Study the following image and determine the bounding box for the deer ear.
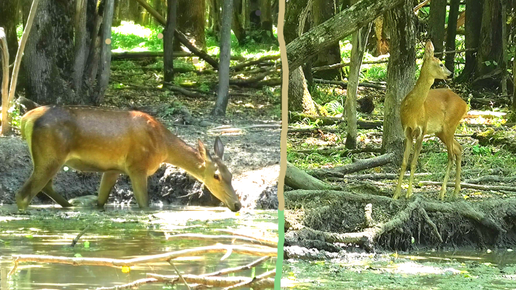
[198,139,211,161]
[425,40,434,58]
[214,136,224,159]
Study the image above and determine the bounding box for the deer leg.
[394,133,413,199]
[407,133,424,199]
[97,171,120,208]
[128,172,149,209]
[452,139,463,199]
[42,180,72,208]
[439,140,456,201]
[15,158,63,210]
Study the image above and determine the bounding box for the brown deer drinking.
[393,40,467,201]
[15,106,242,212]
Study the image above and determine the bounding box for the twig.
[224,269,276,290]
[168,260,191,290]
[70,225,90,247]
[465,175,516,184]
[167,234,277,247]
[202,256,271,277]
[96,278,159,290]
[214,230,277,245]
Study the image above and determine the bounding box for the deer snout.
[230,200,242,212]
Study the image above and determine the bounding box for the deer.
[393,40,468,201]
[15,106,242,212]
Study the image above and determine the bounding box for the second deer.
[393,40,467,201]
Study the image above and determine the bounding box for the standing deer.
[393,40,467,200]
[15,106,242,212]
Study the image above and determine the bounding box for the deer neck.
[165,134,205,182]
[405,64,435,108]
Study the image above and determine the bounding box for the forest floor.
[285,83,516,252]
[0,57,281,211]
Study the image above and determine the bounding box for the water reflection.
[0,205,278,289]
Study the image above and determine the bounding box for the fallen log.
[307,153,394,178]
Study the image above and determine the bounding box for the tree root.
[285,190,515,252]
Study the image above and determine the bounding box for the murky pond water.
[0,205,277,289]
[283,249,516,289]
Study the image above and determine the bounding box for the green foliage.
[111,21,163,51]
[472,145,491,156]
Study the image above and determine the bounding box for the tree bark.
[345,19,371,149]
[0,0,18,65]
[444,0,460,76]
[212,0,233,116]
[456,0,483,82]
[176,0,205,50]
[164,0,177,83]
[428,0,446,55]
[232,0,246,45]
[259,0,273,38]
[72,0,88,95]
[286,0,405,72]
[288,67,317,115]
[285,162,335,190]
[283,0,308,45]
[95,0,115,104]
[312,0,341,79]
[476,0,502,78]
[381,0,416,159]
[21,0,76,105]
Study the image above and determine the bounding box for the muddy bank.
[283,189,516,258]
[0,116,280,210]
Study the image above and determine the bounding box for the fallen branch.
[166,234,277,247]
[288,113,383,128]
[307,153,394,178]
[214,230,277,245]
[293,146,383,155]
[224,269,276,290]
[338,172,431,180]
[147,273,274,289]
[202,256,271,277]
[420,181,516,192]
[313,78,386,90]
[96,278,159,290]
[285,162,339,190]
[232,55,280,71]
[163,82,213,98]
[10,245,276,275]
[465,175,516,184]
[311,59,389,72]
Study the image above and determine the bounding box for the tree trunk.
[428,0,446,55]
[287,0,405,72]
[259,0,273,38]
[500,0,508,96]
[0,0,18,66]
[345,22,371,149]
[21,0,76,105]
[209,0,221,37]
[212,0,232,116]
[164,0,177,83]
[175,0,206,51]
[312,0,341,79]
[128,0,142,24]
[456,0,482,82]
[476,0,502,79]
[95,0,115,105]
[73,0,88,95]
[382,0,416,159]
[288,67,317,115]
[232,0,246,45]
[444,0,460,76]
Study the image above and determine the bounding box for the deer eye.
[214,173,220,180]
[439,63,444,67]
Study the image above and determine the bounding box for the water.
[0,205,278,290]
[283,249,516,289]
